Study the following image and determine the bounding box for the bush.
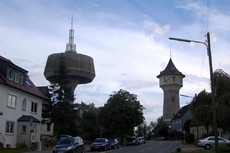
[219,144,230,152]
[16,142,28,149]
[169,129,181,139]
[185,133,195,144]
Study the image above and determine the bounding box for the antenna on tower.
[65,15,76,53]
[71,15,73,29]
[170,44,172,59]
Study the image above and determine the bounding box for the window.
[15,73,19,83]
[31,102,37,113]
[22,125,26,133]
[22,98,27,111]
[7,68,24,85]
[8,70,14,80]
[5,121,14,134]
[47,123,51,131]
[8,94,17,108]
[15,72,24,85]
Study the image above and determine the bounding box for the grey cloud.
[120,79,158,90]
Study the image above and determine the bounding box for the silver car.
[197,136,230,149]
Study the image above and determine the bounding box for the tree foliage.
[153,117,169,138]
[51,55,74,103]
[43,55,77,138]
[136,122,147,136]
[190,69,230,132]
[99,89,145,139]
[190,90,212,128]
[79,106,100,140]
[213,69,230,131]
[52,102,77,137]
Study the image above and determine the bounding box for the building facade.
[171,104,192,132]
[0,55,53,149]
[157,58,185,122]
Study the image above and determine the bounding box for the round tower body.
[44,19,95,103]
[44,52,95,94]
[157,58,185,122]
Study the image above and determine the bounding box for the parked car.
[125,136,138,145]
[109,138,120,149]
[137,136,145,144]
[197,136,230,149]
[53,136,85,153]
[90,138,111,151]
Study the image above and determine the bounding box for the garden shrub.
[16,142,28,149]
[185,133,195,144]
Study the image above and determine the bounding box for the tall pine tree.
[47,54,77,138]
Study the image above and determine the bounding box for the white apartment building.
[0,55,53,149]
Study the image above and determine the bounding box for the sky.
[0,0,230,124]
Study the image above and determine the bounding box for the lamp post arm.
[169,37,208,49]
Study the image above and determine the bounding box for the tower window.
[172,97,175,101]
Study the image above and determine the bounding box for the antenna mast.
[66,16,76,52]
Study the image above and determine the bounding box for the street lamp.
[169,32,218,153]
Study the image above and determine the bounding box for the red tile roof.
[0,55,47,99]
[0,74,7,84]
[0,55,28,73]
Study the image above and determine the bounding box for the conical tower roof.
[157,58,185,78]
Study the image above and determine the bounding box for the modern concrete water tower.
[157,58,185,122]
[44,19,95,100]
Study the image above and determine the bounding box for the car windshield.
[126,137,136,141]
[58,138,74,145]
[109,139,116,142]
[95,138,105,143]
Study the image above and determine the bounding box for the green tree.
[190,90,212,132]
[52,55,74,103]
[45,55,77,138]
[52,102,77,137]
[80,107,100,140]
[183,119,192,134]
[136,122,147,137]
[190,69,230,134]
[213,69,230,131]
[99,89,145,143]
[153,117,169,138]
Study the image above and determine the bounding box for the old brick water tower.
[157,58,185,122]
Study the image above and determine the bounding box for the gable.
[0,55,47,99]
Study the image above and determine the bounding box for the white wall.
[0,84,43,148]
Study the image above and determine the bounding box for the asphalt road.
[24,140,181,153]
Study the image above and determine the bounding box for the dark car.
[53,136,85,153]
[125,136,138,145]
[137,136,145,144]
[90,138,111,151]
[109,138,120,149]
